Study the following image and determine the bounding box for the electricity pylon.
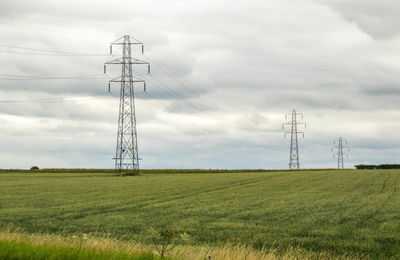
[282,110,306,170]
[104,35,150,175]
[332,137,349,169]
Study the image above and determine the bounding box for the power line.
[0,39,250,130]
[143,53,212,96]
[143,53,234,115]
[0,43,109,56]
[0,20,111,38]
[146,76,210,114]
[0,91,110,103]
[144,54,201,97]
[0,50,108,56]
[145,73,240,129]
[140,91,268,150]
[0,73,107,80]
[138,91,218,134]
[0,28,271,152]
[142,53,242,129]
[142,91,212,133]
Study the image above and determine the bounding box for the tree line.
[355,164,400,169]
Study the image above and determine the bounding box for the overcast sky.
[0,0,399,169]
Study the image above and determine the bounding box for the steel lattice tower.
[332,137,349,169]
[104,35,150,175]
[282,110,306,170]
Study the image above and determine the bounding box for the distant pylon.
[282,110,306,170]
[332,137,349,169]
[104,35,150,175]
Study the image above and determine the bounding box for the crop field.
[0,169,399,259]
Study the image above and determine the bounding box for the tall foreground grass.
[0,229,366,260]
[0,240,158,260]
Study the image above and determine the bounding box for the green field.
[0,169,399,259]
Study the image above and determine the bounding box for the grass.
[0,169,399,259]
[0,239,159,260]
[0,228,364,260]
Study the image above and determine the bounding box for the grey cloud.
[318,0,400,39]
[360,84,400,96]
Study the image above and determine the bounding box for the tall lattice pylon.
[332,137,349,169]
[104,35,150,175]
[282,110,306,170]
